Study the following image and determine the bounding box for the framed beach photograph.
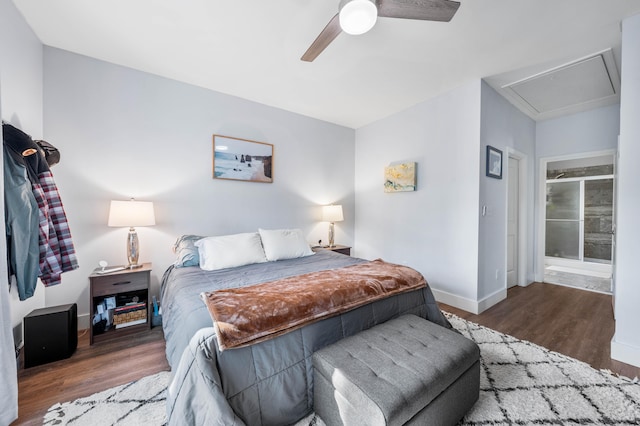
[212,135,273,183]
[486,145,502,179]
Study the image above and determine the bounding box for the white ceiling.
[12,0,640,129]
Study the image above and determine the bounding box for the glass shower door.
[584,178,614,263]
[546,181,581,260]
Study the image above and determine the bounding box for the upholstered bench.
[313,314,480,426]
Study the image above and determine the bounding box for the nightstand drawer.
[312,245,351,256]
[91,272,149,297]
[330,246,351,256]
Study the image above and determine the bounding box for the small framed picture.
[486,145,502,179]
[384,162,417,193]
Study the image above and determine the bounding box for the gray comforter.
[161,250,450,425]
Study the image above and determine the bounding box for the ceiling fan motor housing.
[339,0,378,35]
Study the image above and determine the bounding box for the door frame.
[535,149,616,282]
[504,148,528,287]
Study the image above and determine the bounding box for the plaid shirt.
[33,170,79,286]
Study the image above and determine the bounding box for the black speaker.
[24,303,78,368]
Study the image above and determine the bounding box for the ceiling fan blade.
[301,13,342,62]
[378,0,460,22]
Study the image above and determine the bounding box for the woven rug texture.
[43,372,168,426]
[44,314,640,425]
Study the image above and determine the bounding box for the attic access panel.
[508,53,616,114]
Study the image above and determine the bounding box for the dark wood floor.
[12,282,640,425]
[440,282,640,379]
[13,327,169,426]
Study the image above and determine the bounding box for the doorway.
[507,156,519,288]
[539,152,614,294]
[506,148,527,290]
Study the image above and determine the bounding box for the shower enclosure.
[546,177,614,263]
[543,156,614,293]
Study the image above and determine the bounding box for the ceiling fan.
[301,0,460,62]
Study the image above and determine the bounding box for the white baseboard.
[478,288,507,313]
[611,336,640,368]
[432,288,506,315]
[78,313,90,331]
[432,289,479,314]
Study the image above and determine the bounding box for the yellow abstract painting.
[384,162,416,193]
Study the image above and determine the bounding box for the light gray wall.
[613,12,640,367]
[354,80,482,304]
[535,104,620,159]
[0,0,45,331]
[42,47,355,327]
[479,82,536,301]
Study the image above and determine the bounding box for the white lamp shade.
[108,200,156,227]
[322,205,344,222]
[339,0,378,35]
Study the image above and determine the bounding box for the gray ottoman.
[313,314,480,426]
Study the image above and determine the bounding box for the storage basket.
[113,308,147,325]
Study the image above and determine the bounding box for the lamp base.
[127,227,140,267]
[127,264,144,269]
[328,222,336,248]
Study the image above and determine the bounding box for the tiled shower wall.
[547,165,613,262]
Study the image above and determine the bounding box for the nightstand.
[313,245,351,256]
[89,263,151,344]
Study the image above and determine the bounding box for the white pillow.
[195,232,267,271]
[258,228,314,261]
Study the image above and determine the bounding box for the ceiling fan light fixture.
[339,0,378,35]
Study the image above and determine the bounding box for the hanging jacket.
[3,145,40,300]
[3,123,78,296]
[36,170,79,286]
[34,140,60,167]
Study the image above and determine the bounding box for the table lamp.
[108,199,155,268]
[322,205,343,248]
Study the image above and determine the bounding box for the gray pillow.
[173,235,204,267]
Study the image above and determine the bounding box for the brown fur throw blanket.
[201,259,427,350]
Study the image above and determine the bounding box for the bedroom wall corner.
[0,0,45,337]
[478,81,536,309]
[42,47,356,328]
[354,80,482,307]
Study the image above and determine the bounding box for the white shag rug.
[43,372,169,425]
[44,314,640,425]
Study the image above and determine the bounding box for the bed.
[161,234,451,426]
